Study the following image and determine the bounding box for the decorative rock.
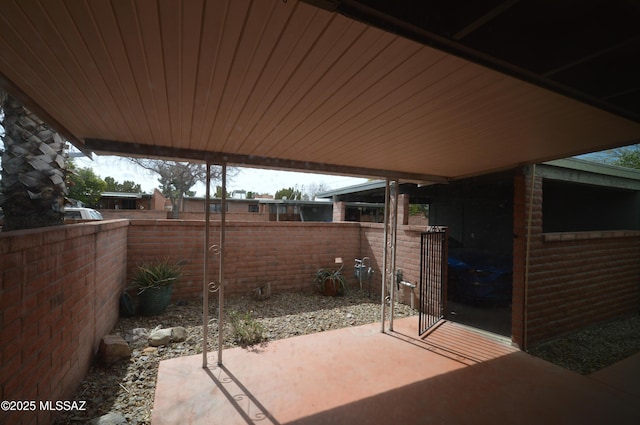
[123,328,149,349]
[148,328,172,347]
[170,326,188,342]
[148,326,188,346]
[98,335,131,365]
[90,412,128,425]
[253,282,272,300]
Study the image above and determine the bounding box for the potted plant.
[314,258,348,296]
[132,258,182,316]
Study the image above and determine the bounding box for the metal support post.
[381,180,390,333]
[388,180,399,332]
[202,163,227,367]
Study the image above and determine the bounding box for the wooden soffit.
[1,0,639,182]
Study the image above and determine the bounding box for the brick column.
[332,201,346,222]
[398,194,410,225]
[512,168,543,349]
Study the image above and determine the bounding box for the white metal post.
[388,180,399,331]
[202,163,211,368]
[218,164,227,366]
[381,180,390,333]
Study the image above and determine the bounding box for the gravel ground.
[54,291,640,424]
[527,314,640,375]
[54,290,415,424]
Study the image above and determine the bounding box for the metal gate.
[419,227,447,336]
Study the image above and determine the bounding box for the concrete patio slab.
[153,317,640,424]
[589,351,640,398]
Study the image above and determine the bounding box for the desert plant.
[133,258,182,291]
[228,310,265,347]
[314,268,348,296]
[132,258,183,316]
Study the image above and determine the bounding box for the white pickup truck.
[64,207,104,221]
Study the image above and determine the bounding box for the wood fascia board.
[83,138,451,184]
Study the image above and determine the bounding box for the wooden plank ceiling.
[0,0,639,182]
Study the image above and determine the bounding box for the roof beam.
[452,0,520,40]
[542,35,640,78]
[83,138,450,184]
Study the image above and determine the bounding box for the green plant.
[132,259,183,316]
[314,268,348,296]
[228,310,265,347]
[132,258,183,292]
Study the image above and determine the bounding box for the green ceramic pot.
[138,285,173,316]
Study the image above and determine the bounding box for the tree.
[274,186,302,200]
[67,162,107,206]
[104,176,142,193]
[305,182,330,200]
[408,204,429,218]
[130,159,235,218]
[611,144,640,169]
[0,91,68,231]
[586,143,640,170]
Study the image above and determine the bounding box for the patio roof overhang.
[1,0,640,183]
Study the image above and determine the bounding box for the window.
[248,204,259,213]
[542,180,639,232]
[209,203,228,213]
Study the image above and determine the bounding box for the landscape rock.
[123,328,149,349]
[170,326,188,342]
[90,412,128,425]
[148,326,188,346]
[148,328,172,347]
[98,335,131,365]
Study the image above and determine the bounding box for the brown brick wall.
[177,212,269,222]
[126,220,362,299]
[0,220,128,425]
[5,201,637,423]
[100,209,167,220]
[358,224,427,306]
[513,171,640,348]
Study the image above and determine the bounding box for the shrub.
[227,310,265,347]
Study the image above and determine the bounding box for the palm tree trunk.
[1,94,67,231]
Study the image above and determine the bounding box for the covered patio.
[2,1,640,424]
[152,316,640,424]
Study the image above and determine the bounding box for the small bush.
[228,310,265,347]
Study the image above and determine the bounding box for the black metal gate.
[419,228,447,336]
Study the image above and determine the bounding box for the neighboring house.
[94,187,418,223]
[320,158,640,347]
[95,189,169,220]
[96,188,168,211]
[93,189,336,222]
[181,196,334,222]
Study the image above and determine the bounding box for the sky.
[72,153,370,198]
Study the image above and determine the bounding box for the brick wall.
[177,211,269,222]
[359,223,427,306]
[126,220,362,299]
[100,209,167,220]
[0,220,128,425]
[513,171,640,348]
[8,201,637,422]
